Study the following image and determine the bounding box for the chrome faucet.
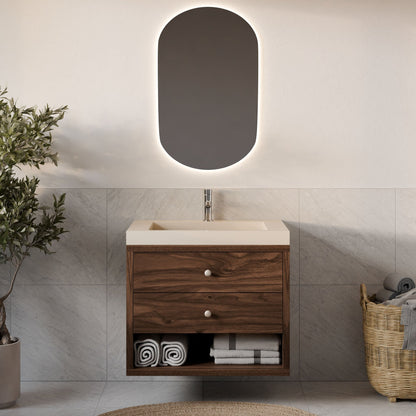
[203,189,213,221]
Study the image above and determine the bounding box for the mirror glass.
[158,7,258,170]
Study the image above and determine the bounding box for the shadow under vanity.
[126,220,290,376]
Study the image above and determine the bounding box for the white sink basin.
[126,220,290,245]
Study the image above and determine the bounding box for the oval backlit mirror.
[158,7,258,170]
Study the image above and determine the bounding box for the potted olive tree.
[0,87,67,408]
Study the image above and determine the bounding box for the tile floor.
[0,381,415,415]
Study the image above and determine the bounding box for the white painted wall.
[1,0,416,188]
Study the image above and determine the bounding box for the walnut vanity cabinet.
[126,245,290,376]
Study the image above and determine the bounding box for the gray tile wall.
[3,188,412,381]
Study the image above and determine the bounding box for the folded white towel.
[213,334,281,351]
[134,335,161,367]
[210,348,280,358]
[384,289,416,306]
[214,357,280,365]
[160,335,188,366]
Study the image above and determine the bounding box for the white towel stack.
[134,335,188,367]
[210,334,281,365]
[376,273,416,302]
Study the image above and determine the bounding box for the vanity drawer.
[133,292,283,333]
[133,250,283,292]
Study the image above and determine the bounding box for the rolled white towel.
[213,334,281,351]
[210,348,280,358]
[384,272,415,294]
[134,335,161,367]
[160,335,188,366]
[214,357,280,365]
[376,287,395,302]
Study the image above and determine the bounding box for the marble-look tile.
[289,285,300,381]
[0,408,96,416]
[396,189,416,277]
[107,285,127,381]
[213,189,300,285]
[107,189,202,285]
[17,189,106,285]
[300,285,374,381]
[9,381,104,410]
[0,261,10,285]
[203,381,309,411]
[300,189,395,285]
[96,381,203,412]
[12,285,106,380]
[302,381,416,416]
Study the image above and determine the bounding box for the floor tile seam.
[298,381,310,413]
[301,380,371,383]
[21,379,108,382]
[298,283,377,287]
[13,283,108,286]
[94,380,108,413]
[101,380,202,383]
[202,380,303,383]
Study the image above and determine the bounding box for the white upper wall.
[1,0,416,188]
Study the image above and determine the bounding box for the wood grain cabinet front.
[132,250,283,292]
[133,292,283,333]
[126,245,290,376]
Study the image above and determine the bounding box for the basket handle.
[360,283,369,311]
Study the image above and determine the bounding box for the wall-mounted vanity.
[127,5,285,375]
[126,220,290,376]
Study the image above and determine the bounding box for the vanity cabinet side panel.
[126,247,134,373]
[282,249,290,371]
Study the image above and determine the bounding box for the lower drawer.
[133,292,282,333]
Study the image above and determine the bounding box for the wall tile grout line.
[297,188,301,380]
[106,188,109,381]
[394,188,397,273]
[9,262,12,339]
[298,189,303,381]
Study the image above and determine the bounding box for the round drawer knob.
[204,310,212,318]
[204,269,212,277]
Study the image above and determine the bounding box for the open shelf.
[127,333,288,376]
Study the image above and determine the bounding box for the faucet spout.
[203,189,213,222]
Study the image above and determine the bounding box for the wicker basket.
[360,283,416,402]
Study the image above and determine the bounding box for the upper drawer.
[132,250,283,292]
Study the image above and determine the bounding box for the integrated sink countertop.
[126,220,290,245]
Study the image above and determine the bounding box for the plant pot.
[0,338,20,408]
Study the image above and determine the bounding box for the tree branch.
[0,258,24,303]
